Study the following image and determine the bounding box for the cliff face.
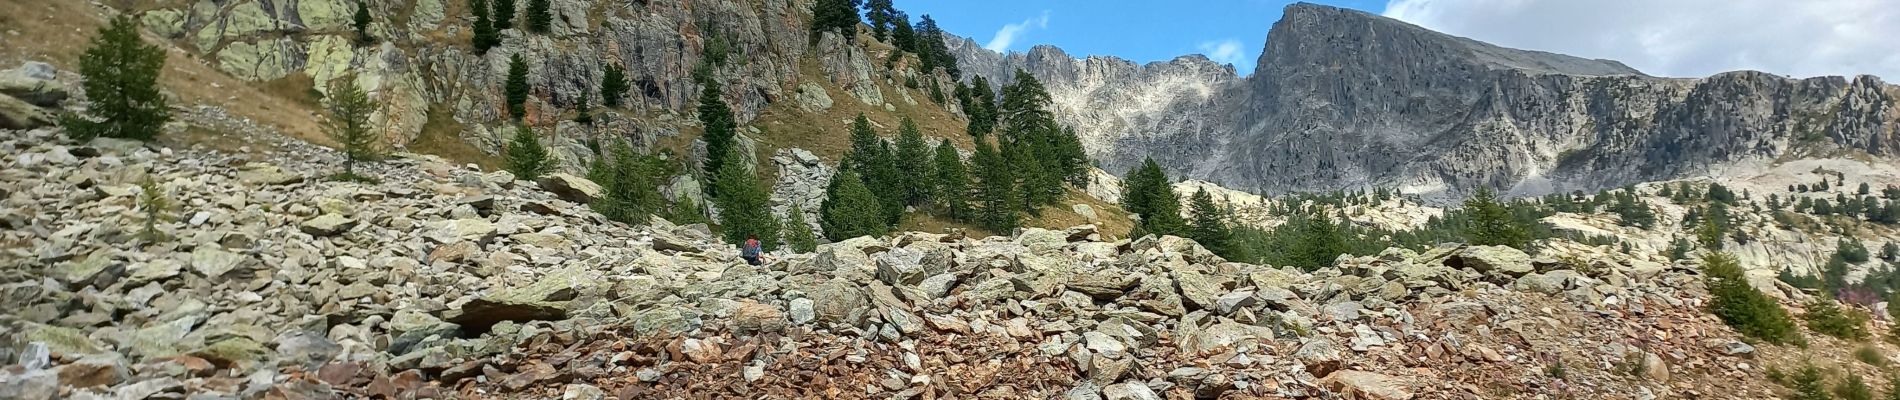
[127,0,960,171]
[955,2,1900,201]
[946,38,1240,175]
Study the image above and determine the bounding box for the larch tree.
[323,79,382,177]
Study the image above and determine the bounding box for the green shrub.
[1805,296,1871,340]
[1787,364,1829,400]
[1837,373,1873,400]
[1703,252,1802,344]
[1856,345,1887,366]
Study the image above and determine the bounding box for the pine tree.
[697,80,738,192]
[323,79,381,177]
[588,141,669,224]
[1291,208,1348,269]
[1610,191,1656,229]
[809,0,862,43]
[353,0,374,45]
[65,16,170,141]
[784,204,818,252]
[471,0,499,54]
[843,114,902,223]
[1123,158,1185,237]
[492,0,515,29]
[894,117,934,206]
[1187,188,1236,258]
[713,147,779,250]
[1703,252,1801,344]
[669,197,713,226]
[819,169,889,241]
[573,93,592,124]
[890,11,917,53]
[1464,187,1529,249]
[971,140,1019,233]
[931,139,970,221]
[965,76,997,136]
[912,15,959,78]
[137,175,170,243]
[505,53,530,120]
[863,0,898,41]
[504,124,553,179]
[525,0,552,33]
[598,63,629,107]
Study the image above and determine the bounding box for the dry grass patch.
[2,0,328,148]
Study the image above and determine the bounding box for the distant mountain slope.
[953,2,1900,202]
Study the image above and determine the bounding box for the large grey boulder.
[0,94,51,130]
[536,173,602,203]
[1448,246,1533,277]
[0,62,67,106]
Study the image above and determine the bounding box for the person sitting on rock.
[741,234,765,266]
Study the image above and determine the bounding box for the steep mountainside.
[954,3,1900,202]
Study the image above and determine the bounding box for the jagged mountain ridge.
[951,2,1900,202]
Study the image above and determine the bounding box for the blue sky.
[890,0,1900,80]
[893,0,1390,75]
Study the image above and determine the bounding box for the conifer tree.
[573,93,592,124]
[1187,188,1236,258]
[1463,187,1528,249]
[65,16,170,141]
[670,197,713,226]
[697,80,738,193]
[323,79,381,177]
[600,63,629,107]
[1122,158,1185,236]
[526,0,552,33]
[471,0,499,54]
[713,147,779,250]
[588,141,669,224]
[784,204,818,252]
[913,15,958,78]
[970,140,1019,233]
[809,0,862,43]
[890,11,917,52]
[353,0,374,45]
[504,124,553,179]
[894,117,934,206]
[1787,364,1828,400]
[137,176,170,243]
[820,168,889,240]
[1290,208,1348,269]
[965,76,997,136]
[843,114,902,223]
[932,139,970,221]
[863,0,898,41]
[1702,251,1800,344]
[505,53,530,120]
[493,0,515,29]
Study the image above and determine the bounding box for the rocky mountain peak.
[1264,2,1644,78]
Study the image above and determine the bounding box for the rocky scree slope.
[115,0,964,172]
[954,3,1900,202]
[1,127,1886,399]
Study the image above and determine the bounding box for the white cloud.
[1382,0,1900,80]
[985,11,1051,52]
[1198,39,1247,66]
